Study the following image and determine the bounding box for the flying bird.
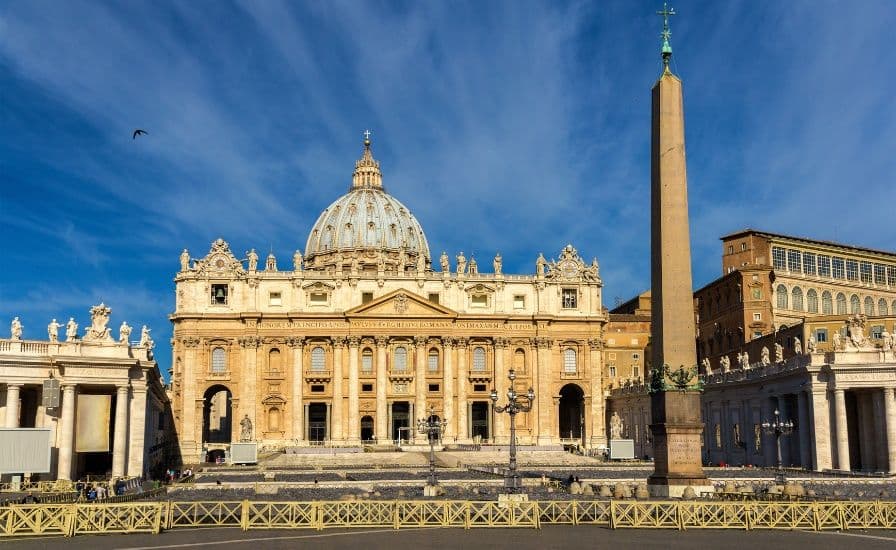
[132,129,148,140]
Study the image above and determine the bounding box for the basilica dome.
[304,137,431,272]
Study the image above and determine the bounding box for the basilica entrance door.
[391,402,410,444]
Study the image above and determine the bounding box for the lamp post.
[761,408,794,483]
[490,369,535,493]
[417,405,447,487]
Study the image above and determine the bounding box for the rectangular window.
[753,313,762,321]
[269,292,282,306]
[871,325,884,339]
[362,292,374,304]
[361,354,373,373]
[845,259,859,281]
[751,288,762,300]
[608,365,617,378]
[427,352,439,372]
[428,383,440,392]
[310,292,328,304]
[562,289,578,309]
[310,384,325,393]
[632,353,640,360]
[513,295,526,309]
[470,294,488,307]
[874,264,887,285]
[362,383,373,392]
[772,247,786,269]
[818,255,831,277]
[631,365,639,378]
[741,242,747,251]
[786,249,802,273]
[860,261,873,283]
[630,338,639,345]
[815,328,828,343]
[803,252,816,275]
[832,257,845,279]
[473,384,486,392]
[727,245,733,254]
[211,284,228,305]
[427,293,440,304]
[888,266,896,286]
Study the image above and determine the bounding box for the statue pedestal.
[647,391,712,498]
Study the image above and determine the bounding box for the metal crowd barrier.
[1,499,894,537]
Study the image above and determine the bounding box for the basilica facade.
[170,137,608,463]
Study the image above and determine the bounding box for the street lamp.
[417,405,447,487]
[490,369,535,493]
[761,409,794,483]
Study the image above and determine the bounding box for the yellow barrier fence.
[2,500,896,538]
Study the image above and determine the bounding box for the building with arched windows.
[169,137,608,464]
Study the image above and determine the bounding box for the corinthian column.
[493,338,507,443]
[414,336,428,442]
[112,385,130,478]
[347,337,361,444]
[883,388,896,474]
[57,384,77,480]
[442,338,455,441]
[536,337,553,445]
[331,337,345,442]
[456,338,469,442]
[375,336,388,442]
[288,337,305,442]
[588,338,606,448]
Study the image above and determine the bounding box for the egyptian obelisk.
[647,4,712,497]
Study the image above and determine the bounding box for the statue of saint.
[807,335,817,353]
[139,325,153,349]
[240,415,253,442]
[10,317,22,340]
[456,251,467,275]
[440,251,449,272]
[493,253,502,275]
[47,319,61,342]
[774,343,784,363]
[247,249,259,271]
[609,412,623,440]
[180,249,190,272]
[833,331,842,350]
[416,252,426,274]
[397,246,407,271]
[536,253,547,276]
[720,355,730,373]
[881,331,893,352]
[65,318,78,341]
[701,357,711,375]
[351,254,360,276]
[793,337,802,355]
[119,322,132,344]
[760,347,770,366]
[293,250,303,272]
[740,351,750,369]
[333,251,343,273]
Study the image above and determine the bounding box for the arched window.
[776,285,788,309]
[361,348,373,372]
[807,289,818,313]
[472,347,486,371]
[268,348,281,372]
[563,348,577,373]
[822,291,833,314]
[427,349,439,372]
[879,299,889,316]
[211,347,226,373]
[791,287,804,311]
[836,293,847,314]
[864,296,875,316]
[394,346,407,371]
[311,346,325,371]
[850,294,860,314]
[513,349,526,374]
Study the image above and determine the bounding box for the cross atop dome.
[352,130,383,190]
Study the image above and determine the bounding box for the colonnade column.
[412,336,427,443]
[375,336,388,442]
[331,337,345,442]
[57,384,76,480]
[833,389,850,471]
[4,384,21,428]
[857,393,875,471]
[289,337,305,442]
[347,337,361,444]
[883,388,896,474]
[797,391,811,470]
[442,338,455,441]
[111,385,130,478]
[455,338,469,442]
[127,386,147,477]
[535,337,553,445]
[493,338,507,443]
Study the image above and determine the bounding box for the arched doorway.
[558,384,585,443]
[360,415,374,442]
[203,385,233,444]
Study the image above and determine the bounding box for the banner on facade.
[76,394,111,452]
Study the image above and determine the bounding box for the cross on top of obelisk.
[656,2,675,67]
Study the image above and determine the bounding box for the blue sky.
[2,1,894,380]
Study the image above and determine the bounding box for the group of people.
[75,479,127,501]
[165,467,193,484]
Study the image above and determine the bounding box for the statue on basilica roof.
[440,251,449,273]
[47,319,61,342]
[493,253,502,275]
[247,248,259,271]
[293,250,303,272]
[456,251,467,275]
[10,317,22,340]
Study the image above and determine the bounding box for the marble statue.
[440,251,449,272]
[456,252,467,275]
[119,321,132,344]
[10,317,22,340]
[334,251,344,273]
[83,304,113,342]
[847,314,869,349]
[720,355,730,373]
[468,256,478,275]
[240,415,253,442]
[609,412,623,440]
[397,246,407,270]
[65,318,78,341]
[760,346,770,366]
[582,258,600,282]
[265,252,277,271]
[794,337,802,355]
[247,249,259,271]
[701,357,711,374]
[416,252,426,274]
[180,249,190,271]
[351,254,360,276]
[881,331,893,352]
[493,253,502,275]
[833,331,842,351]
[536,253,547,276]
[139,325,153,349]
[47,319,61,342]
[293,250,303,272]
[807,335,817,353]
[774,343,784,363]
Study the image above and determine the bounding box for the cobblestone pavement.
[3,525,896,550]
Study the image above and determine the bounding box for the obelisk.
[647,4,711,497]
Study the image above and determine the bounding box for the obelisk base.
[647,392,712,498]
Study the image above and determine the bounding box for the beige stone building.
[170,137,608,464]
[0,305,170,481]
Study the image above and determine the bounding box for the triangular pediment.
[345,289,457,318]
